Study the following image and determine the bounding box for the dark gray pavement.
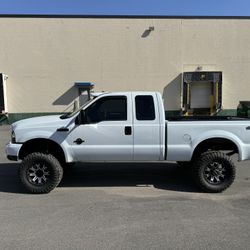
[0,125,250,249]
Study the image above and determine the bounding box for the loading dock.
[182,72,222,116]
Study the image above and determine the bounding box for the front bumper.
[5,142,22,161]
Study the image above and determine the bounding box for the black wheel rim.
[27,162,51,186]
[204,161,227,185]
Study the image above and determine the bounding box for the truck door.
[66,94,133,161]
[132,93,161,160]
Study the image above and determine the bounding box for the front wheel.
[19,153,63,194]
[192,151,236,193]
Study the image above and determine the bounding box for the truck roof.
[91,91,160,97]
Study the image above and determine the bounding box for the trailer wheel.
[192,151,236,193]
[19,152,63,194]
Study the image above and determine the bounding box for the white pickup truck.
[5,91,250,193]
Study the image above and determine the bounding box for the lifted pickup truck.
[6,91,250,193]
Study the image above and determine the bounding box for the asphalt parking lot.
[0,125,250,249]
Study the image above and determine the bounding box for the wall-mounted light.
[141,26,155,38]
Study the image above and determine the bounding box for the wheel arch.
[19,138,67,165]
[192,137,240,161]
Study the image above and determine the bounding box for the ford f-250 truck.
[5,91,250,193]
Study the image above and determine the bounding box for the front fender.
[17,130,74,163]
[18,130,53,143]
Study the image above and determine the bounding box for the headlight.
[11,131,16,143]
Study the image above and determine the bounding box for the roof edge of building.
[0,14,250,19]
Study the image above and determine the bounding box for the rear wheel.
[192,151,236,193]
[19,152,63,194]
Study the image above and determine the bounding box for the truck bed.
[166,116,250,121]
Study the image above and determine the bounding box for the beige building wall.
[0,17,250,117]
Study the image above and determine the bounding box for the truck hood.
[12,115,69,130]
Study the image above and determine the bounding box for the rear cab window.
[135,95,155,120]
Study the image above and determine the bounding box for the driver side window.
[85,96,127,123]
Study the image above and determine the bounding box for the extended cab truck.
[5,92,250,193]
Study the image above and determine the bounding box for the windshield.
[60,98,94,119]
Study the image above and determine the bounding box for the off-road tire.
[192,151,236,193]
[19,152,63,194]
